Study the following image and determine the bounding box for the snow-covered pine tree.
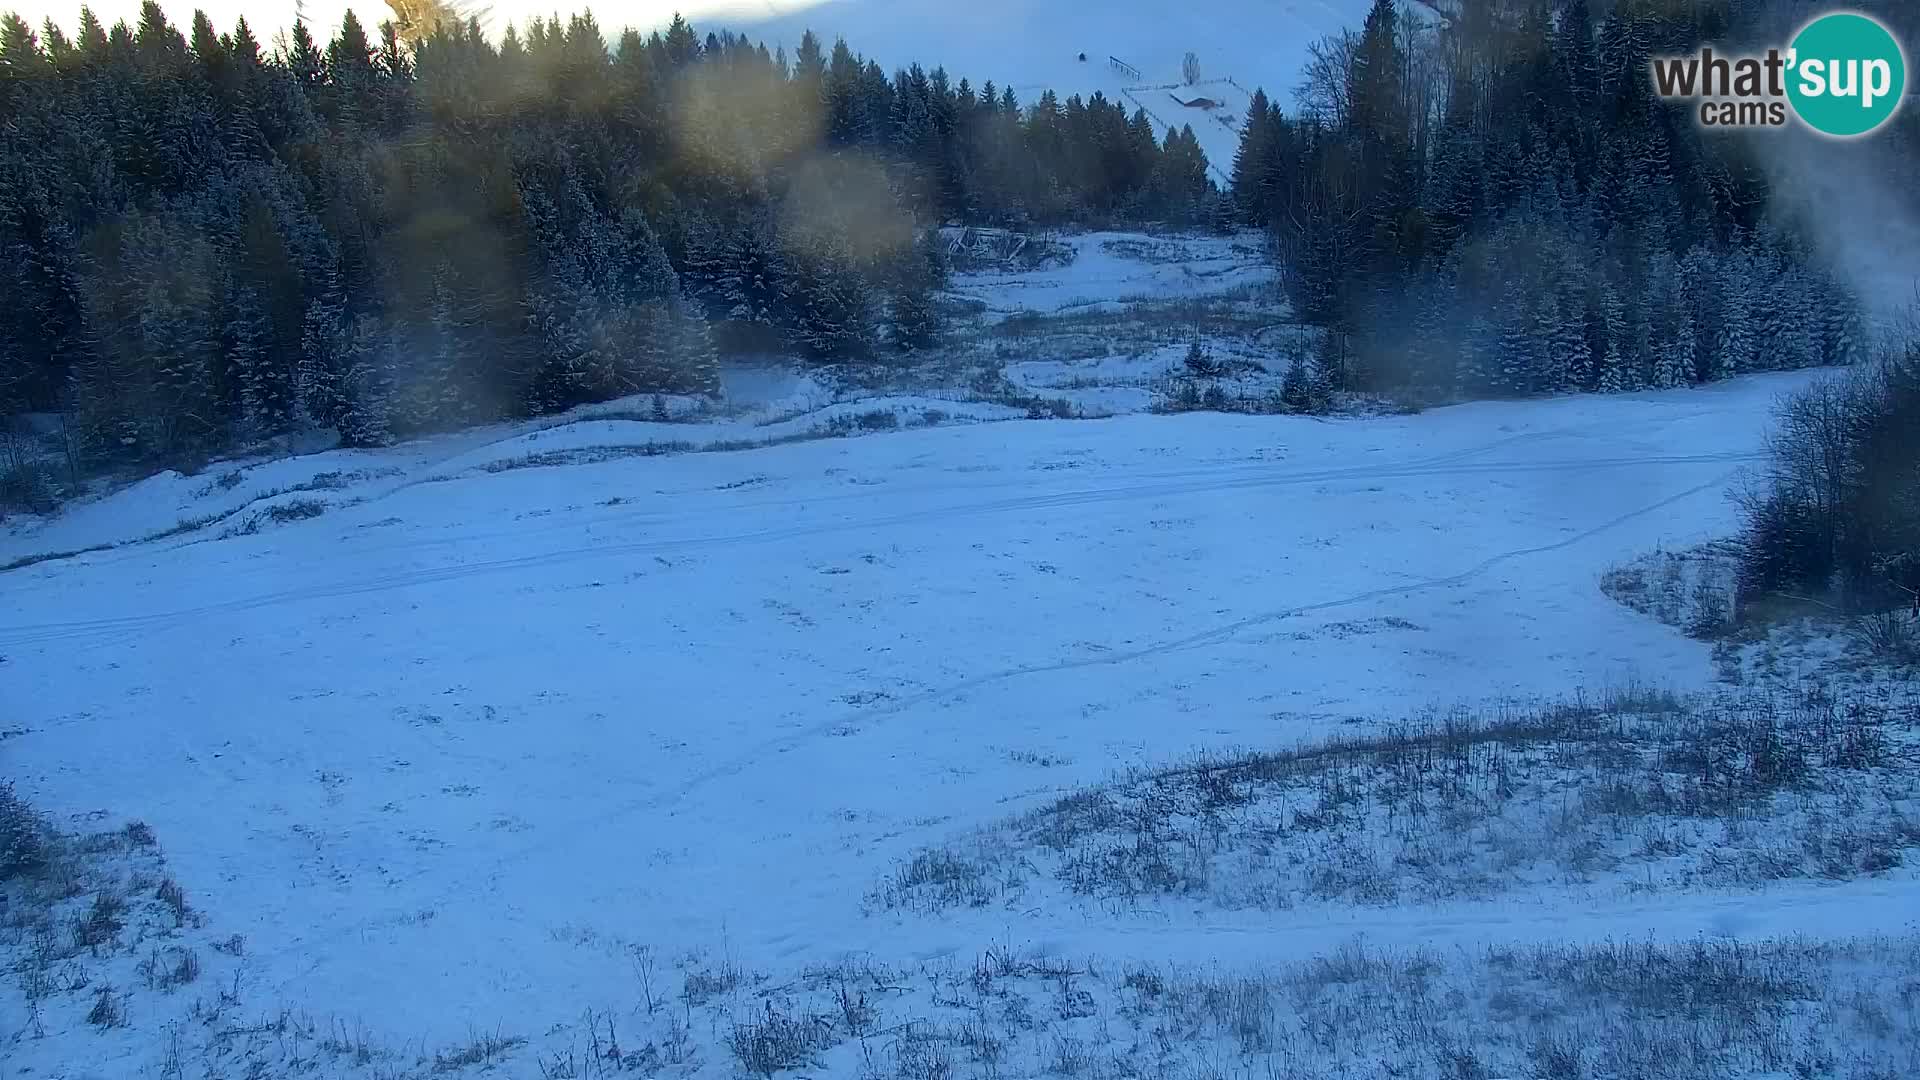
[1309,343,1339,410]
[1596,286,1628,393]
[1280,353,1312,412]
[779,234,877,362]
[1644,252,1683,390]
[226,284,275,443]
[1281,349,1333,414]
[1550,269,1590,393]
[1714,278,1753,381]
[523,243,594,412]
[335,312,394,447]
[672,304,723,396]
[1457,309,1497,397]
[293,289,348,435]
[1665,308,1697,391]
[1678,245,1721,383]
[1495,278,1538,395]
[604,208,686,393]
[1404,269,1455,398]
[1532,291,1575,394]
[1767,265,1817,371]
[70,210,224,462]
[1230,88,1275,222]
[393,260,474,432]
[884,233,940,354]
[676,212,733,320]
[1424,125,1480,263]
[1618,288,1651,391]
[711,213,789,354]
[1815,269,1866,367]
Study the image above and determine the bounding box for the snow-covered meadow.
[9,330,1916,1077]
[945,231,1277,322]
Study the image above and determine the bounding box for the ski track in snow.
[207,455,1747,970]
[0,438,1750,649]
[12,368,1892,1058]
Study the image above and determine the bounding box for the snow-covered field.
[11,354,1918,1076]
[948,231,1276,321]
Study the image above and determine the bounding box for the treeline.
[1229,0,1899,400]
[0,3,1218,471]
[1713,12,1918,632]
[1737,329,1920,631]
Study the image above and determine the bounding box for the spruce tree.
[1597,287,1628,394]
[1281,353,1316,413]
[885,234,941,354]
[1230,88,1274,221]
[1715,283,1752,381]
[1495,279,1538,396]
[336,312,394,446]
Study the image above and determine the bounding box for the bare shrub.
[681,955,745,1006]
[867,847,999,913]
[1602,542,1741,636]
[872,688,1920,915]
[727,1001,833,1078]
[890,1022,958,1080]
[155,876,190,926]
[1852,609,1920,659]
[1736,332,1920,619]
[0,459,61,515]
[85,985,123,1027]
[138,946,201,991]
[432,1029,525,1072]
[71,889,127,951]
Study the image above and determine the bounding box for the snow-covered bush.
[0,460,62,516]
[0,780,50,879]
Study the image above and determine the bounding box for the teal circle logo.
[1786,12,1907,137]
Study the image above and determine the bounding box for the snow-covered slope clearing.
[0,230,1280,567]
[11,368,1913,1079]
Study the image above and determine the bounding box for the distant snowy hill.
[706,0,1388,178]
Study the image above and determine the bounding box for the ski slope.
[11,364,1907,1077]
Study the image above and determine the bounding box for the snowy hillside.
[13,356,1918,1078]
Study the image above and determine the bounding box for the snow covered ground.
[0,384,1026,569]
[10,359,1916,1077]
[947,231,1276,321]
